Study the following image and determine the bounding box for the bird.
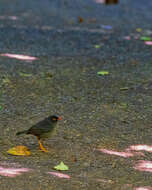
[16,115,61,152]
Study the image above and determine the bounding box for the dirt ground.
[0,0,152,189]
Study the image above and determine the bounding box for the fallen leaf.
[48,172,70,179]
[119,103,128,108]
[120,87,129,91]
[136,28,142,32]
[54,162,69,171]
[105,0,118,5]
[97,71,109,75]
[7,146,31,156]
[140,36,151,41]
[2,78,10,84]
[77,16,84,23]
[94,45,101,48]
[45,72,53,79]
[19,72,32,77]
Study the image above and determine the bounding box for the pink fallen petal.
[97,148,134,158]
[0,53,37,61]
[144,41,152,45]
[134,187,152,190]
[123,36,131,40]
[95,0,104,4]
[8,16,18,20]
[48,172,70,179]
[133,160,152,172]
[0,16,18,20]
[0,167,31,177]
[127,145,152,153]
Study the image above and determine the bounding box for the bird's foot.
[37,139,49,152]
[39,148,49,153]
[39,145,49,152]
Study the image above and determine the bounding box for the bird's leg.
[36,137,48,152]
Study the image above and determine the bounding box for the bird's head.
[50,115,62,122]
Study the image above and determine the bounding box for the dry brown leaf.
[77,16,84,23]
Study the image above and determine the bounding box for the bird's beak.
[57,117,62,120]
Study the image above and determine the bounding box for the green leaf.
[119,103,128,108]
[2,78,10,84]
[140,36,151,41]
[136,28,142,32]
[54,162,69,171]
[120,87,129,91]
[94,45,100,48]
[19,72,32,77]
[97,71,109,76]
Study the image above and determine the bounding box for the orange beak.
[57,117,62,120]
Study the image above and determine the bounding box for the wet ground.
[0,0,152,189]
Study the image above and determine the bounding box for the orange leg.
[37,137,48,152]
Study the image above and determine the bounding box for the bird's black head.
[50,115,62,122]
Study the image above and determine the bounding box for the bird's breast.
[39,127,57,139]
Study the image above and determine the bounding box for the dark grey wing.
[27,117,52,136]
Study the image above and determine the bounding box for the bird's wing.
[28,118,52,136]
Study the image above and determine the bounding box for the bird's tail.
[16,130,28,136]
